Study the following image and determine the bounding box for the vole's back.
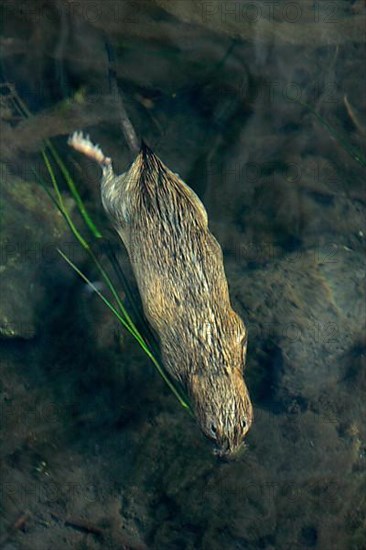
[102,144,246,385]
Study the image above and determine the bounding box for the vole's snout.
[213,420,252,459]
[190,371,253,456]
[213,431,249,459]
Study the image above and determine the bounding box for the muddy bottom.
[1,1,365,549]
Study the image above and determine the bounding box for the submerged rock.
[0,162,77,339]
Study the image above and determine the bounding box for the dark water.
[1,1,365,549]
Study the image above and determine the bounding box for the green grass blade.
[58,249,192,413]
[39,153,143,341]
[88,248,143,342]
[38,147,146,342]
[41,150,90,251]
[47,141,103,238]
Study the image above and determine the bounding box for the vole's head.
[190,369,253,457]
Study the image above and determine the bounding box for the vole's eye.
[210,423,217,439]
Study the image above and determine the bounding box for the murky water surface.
[1,1,365,548]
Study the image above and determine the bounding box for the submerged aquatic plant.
[7,86,192,415]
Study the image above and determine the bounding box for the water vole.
[69,132,253,456]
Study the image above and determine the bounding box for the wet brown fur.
[100,143,253,455]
